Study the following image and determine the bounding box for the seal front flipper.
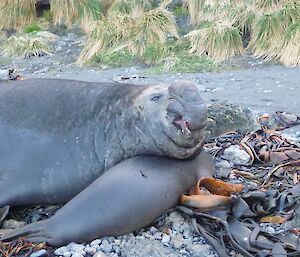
[0,220,56,244]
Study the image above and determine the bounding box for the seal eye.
[150,94,162,101]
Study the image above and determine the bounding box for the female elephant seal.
[0,79,207,206]
[0,151,214,246]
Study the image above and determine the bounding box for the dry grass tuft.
[279,22,300,67]
[185,20,244,63]
[77,3,178,64]
[247,12,285,60]
[50,0,88,26]
[2,35,52,58]
[77,14,133,63]
[128,7,179,56]
[0,0,36,30]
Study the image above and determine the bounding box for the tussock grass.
[279,22,300,66]
[2,35,52,58]
[0,0,36,30]
[77,14,133,64]
[107,0,151,15]
[77,4,178,64]
[128,7,179,56]
[50,0,87,26]
[185,21,244,63]
[247,12,285,60]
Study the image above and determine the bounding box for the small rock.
[264,226,275,234]
[149,226,158,234]
[85,246,97,255]
[186,243,211,255]
[153,232,162,240]
[179,249,189,255]
[30,249,47,257]
[222,145,251,165]
[100,240,113,254]
[112,245,120,254]
[54,246,69,255]
[2,219,26,229]
[91,239,101,246]
[63,253,72,257]
[67,242,85,252]
[164,212,185,232]
[215,160,232,178]
[93,252,108,257]
[170,234,183,249]
[113,239,121,246]
[161,234,170,245]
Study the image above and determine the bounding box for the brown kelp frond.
[247,12,285,60]
[279,22,300,67]
[76,14,133,64]
[128,7,179,56]
[0,0,36,30]
[2,35,52,58]
[185,20,244,63]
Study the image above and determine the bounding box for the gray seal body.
[0,151,214,246]
[0,79,207,206]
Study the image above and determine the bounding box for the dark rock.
[206,103,259,137]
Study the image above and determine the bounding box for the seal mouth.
[165,113,206,148]
[172,116,192,138]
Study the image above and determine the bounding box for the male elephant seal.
[0,151,214,246]
[0,78,207,206]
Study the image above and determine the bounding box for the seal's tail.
[0,220,50,244]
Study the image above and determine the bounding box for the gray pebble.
[179,249,189,255]
[100,240,113,254]
[186,243,211,255]
[91,239,101,246]
[67,242,85,252]
[161,234,171,245]
[222,145,251,165]
[153,232,162,240]
[54,246,69,255]
[85,246,97,255]
[149,226,158,234]
[2,219,26,229]
[30,249,47,257]
[113,239,121,246]
[264,226,275,234]
[112,245,121,254]
[170,234,183,249]
[93,252,108,257]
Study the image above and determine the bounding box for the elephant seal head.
[134,80,207,159]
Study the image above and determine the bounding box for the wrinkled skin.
[0,151,215,246]
[0,79,207,206]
